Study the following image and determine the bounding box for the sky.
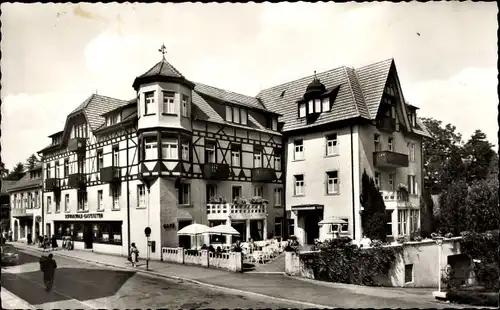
[1,2,498,169]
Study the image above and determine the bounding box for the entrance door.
[304,210,322,244]
[231,222,245,243]
[83,223,93,249]
[178,220,192,249]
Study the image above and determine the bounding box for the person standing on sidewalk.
[129,243,139,267]
[40,253,57,291]
[51,235,58,251]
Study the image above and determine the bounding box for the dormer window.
[72,123,88,139]
[299,103,306,118]
[322,97,330,111]
[106,113,121,126]
[308,100,314,113]
[163,91,175,114]
[225,105,248,126]
[314,99,321,113]
[408,110,417,127]
[145,91,155,115]
[241,109,248,125]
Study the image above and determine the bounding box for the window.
[322,97,330,112]
[181,141,189,161]
[253,147,262,168]
[388,137,394,151]
[398,209,408,235]
[241,109,248,125]
[72,123,88,139]
[162,91,175,114]
[388,174,395,191]
[145,91,155,115]
[112,145,119,167]
[64,194,69,212]
[408,175,417,195]
[391,105,396,120]
[137,185,146,208]
[410,210,419,233]
[405,264,414,283]
[144,137,158,160]
[97,190,103,211]
[77,191,87,211]
[294,175,305,195]
[34,192,38,208]
[77,156,85,174]
[107,113,120,126]
[288,219,295,237]
[308,100,314,113]
[162,138,178,160]
[375,172,380,188]
[274,149,282,170]
[97,150,103,170]
[374,134,380,152]
[46,163,51,179]
[294,140,304,160]
[225,106,232,122]
[253,186,263,197]
[232,186,242,200]
[64,159,69,177]
[274,218,283,238]
[112,186,120,210]
[181,94,188,117]
[385,84,395,96]
[326,133,338,156]
[206,184,217,202]
[55,161,60,178]
[299,103,306,118]
[231,145,241,166]
[386,210,393,236]
[341,219,349,233]
[314,98,321,113]
[178,183,190,205]
[55,196,60,213]
[326,171,339,194]
[408,143,415,162]
[47,197,51,213]
[272,118,278,131]
[233,107,240,123]
[205,142,216,163]
[274,188,282,206]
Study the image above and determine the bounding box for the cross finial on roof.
[158,43,167,60]
[314,70,317,79]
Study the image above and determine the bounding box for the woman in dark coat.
[51,235,58,250]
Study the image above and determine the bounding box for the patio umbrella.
[206,224,241,236]
[318,217,348,225]
[177,223,210,249]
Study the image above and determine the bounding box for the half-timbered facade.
[38,53,284,259]
[257,59,431,245]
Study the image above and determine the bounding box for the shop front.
[53,213,123,255]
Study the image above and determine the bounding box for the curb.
[15,245,334,309]
[1,287,35,310]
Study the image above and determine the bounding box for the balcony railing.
[251,168,276,182]
[206,203,267,220]
[380,190,409,202]
[45,178,60,191]
[67,137,87,153]
[100,166,121,183]
[11,207,28,217]
[373,151,409,168]
[67,173,86,189]
[376,117,396,133]
[202,163,230,180]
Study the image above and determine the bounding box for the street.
[1,250,300,309]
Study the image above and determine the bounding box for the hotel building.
[257,59,431,245]
[38,54,284,259]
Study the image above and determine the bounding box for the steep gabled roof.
[68,94,130,131]
[137,59,185,79]
[7,173,42,192]
[194,82,269,112]
[1,180,17,195]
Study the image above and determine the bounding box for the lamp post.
[432,236,446,299]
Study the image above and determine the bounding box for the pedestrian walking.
[39,253,57,291]
[51,235,58,251]
[129,243,139,267]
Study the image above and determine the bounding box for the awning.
[291,204,324,211]
[318,217,347,225]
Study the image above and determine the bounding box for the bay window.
[162,138,178,160]
[163,91,175,114]
[181,94,188,117]
[144,137,158,160]
[145,91,155,115]
[181,141,189,161]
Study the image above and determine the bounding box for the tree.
[421,117,464,194]
[463,130,496,183]
[0,161,8,179]
[436,180,468,236]
[463,178,499,233]
[486,151,498,181]
[420,189,435,238]
[5,162,25,181]
[360,170,389,241]
[25,154,39,171]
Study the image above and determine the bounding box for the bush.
[447,290,499,307]
[301,239,402,286]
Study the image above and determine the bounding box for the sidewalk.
[11,242,459,309]
[1,287,34,310]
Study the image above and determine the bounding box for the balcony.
[206,203,267,221]
[67,173,86,189]
[11,207,33,217]
[45,178,60,191]
[380,190,410,209]
[251,168,276,182]
[202,163,230,180]
[67,137,87,153]
[376,117,396,133]
[100,166,121,183]
[373,151,409,168]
